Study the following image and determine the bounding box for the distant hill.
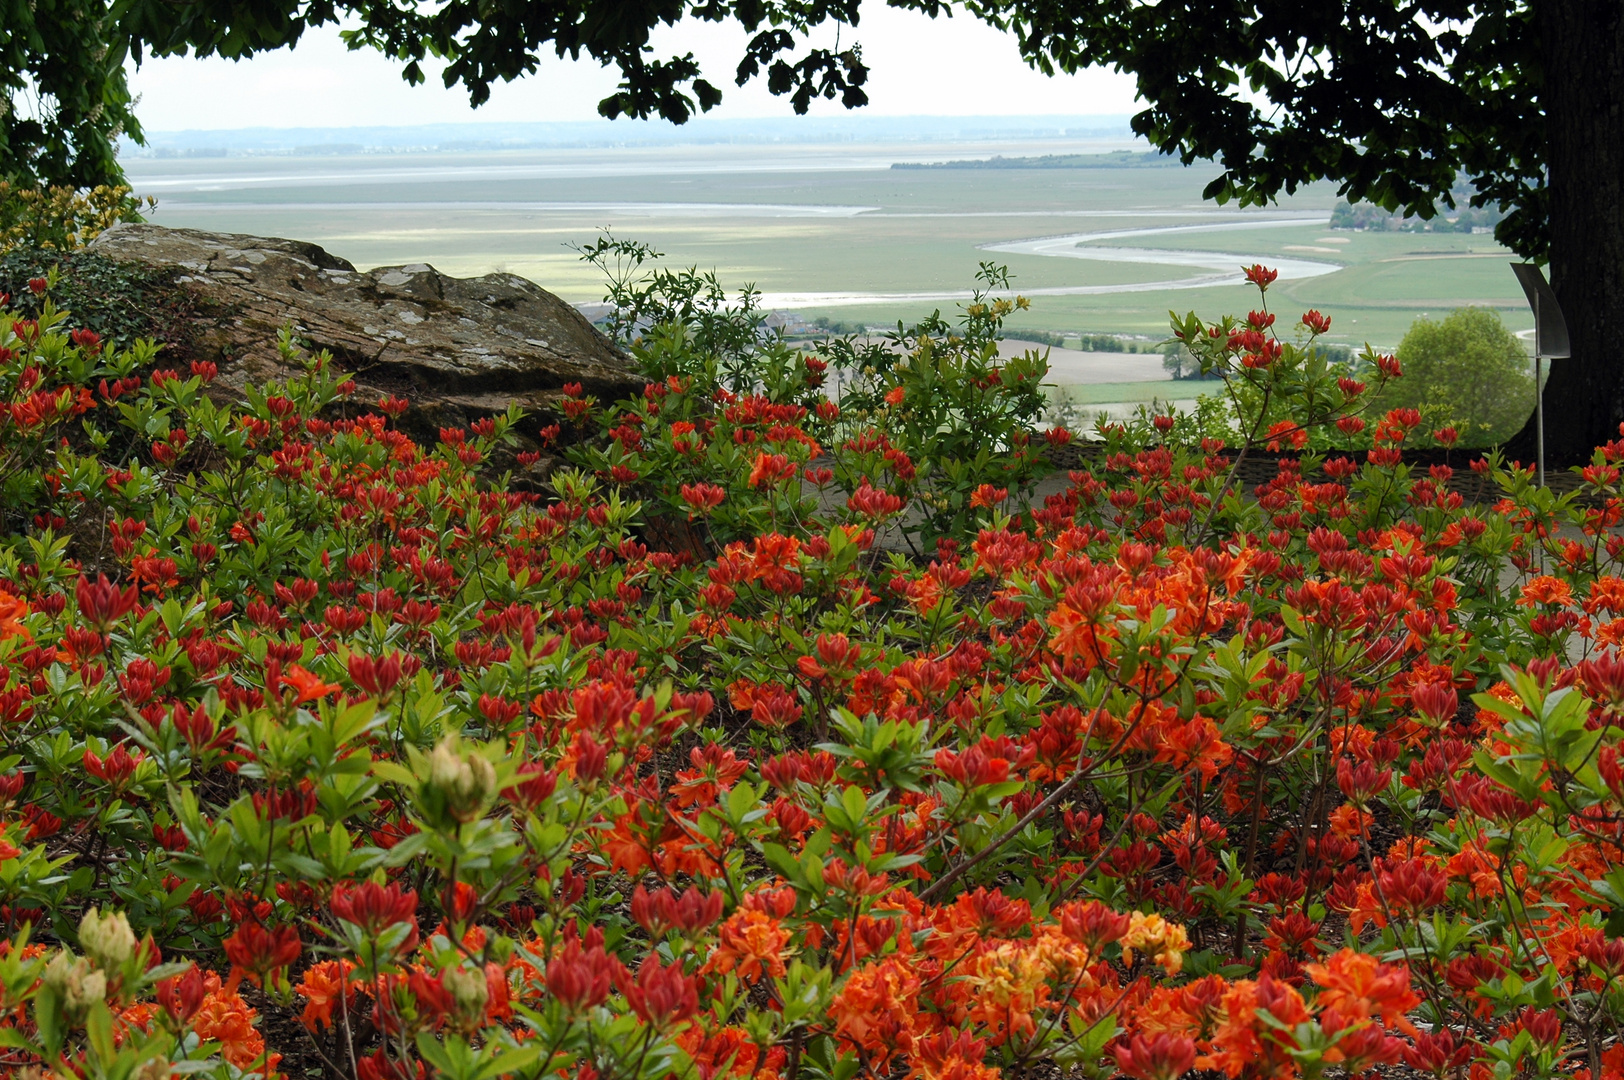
[892,151,1179,170]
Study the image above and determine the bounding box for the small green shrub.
[1368,306,1535,446]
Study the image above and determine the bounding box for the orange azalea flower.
[1327,724,1375,759]
[968,483,1008,509]
[116,1002,159,1042]
[0,591,30,643]
[704,909,792,984]
[829,957,924,1070]
[600,802,660,876]
[296,959,358,1031]
[747,451,793,489]
[962,941,1054,1043]
[1200,975,1311,1078]
[1304,948,1421,1036]
[1446,839,1518,901]
[192,985,280,1074]
[1585,575,1624,615]
[280,664,340,703]
[1519,575,1573,607]
[1327,803,1373,840]
[1129,984,1206,1039]
[674,1024,789,1080]
[1155,715,1233,781]
[1046,603,1111,667]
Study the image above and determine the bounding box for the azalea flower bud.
[131,1057,171,1080]
[222,921,302,984]
[1410,681,1459,727]
[1375,856,1447,915]
[1336,758,1392,807]
[427,736,497,823]
[546,933,616,1012]
[157,964,208,1023]
[503,762,558,810]
[1242,263,1279,290]
[1059,900,1132,951]
[75,574,139,631]
[1113,1032,1197,1080]
[615,957,698,1030]
[442,964,489,1033]
[571,732,608,784]
[1404,1028,1473,1077]
[79,907,137,970]
[331,880,419,954]
[43,951,107,1019]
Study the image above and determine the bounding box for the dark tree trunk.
[1511,0,1624,464]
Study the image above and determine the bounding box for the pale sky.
[125,4,1142,131]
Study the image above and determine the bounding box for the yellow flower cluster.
[1120,912,1192,975]
[0,183,153,253]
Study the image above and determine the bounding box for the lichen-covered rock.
[87,223,638,454]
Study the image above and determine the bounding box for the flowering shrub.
[0,184,152,254]
[2,260,1624,1080]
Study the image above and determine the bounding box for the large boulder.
[86,223,640,454]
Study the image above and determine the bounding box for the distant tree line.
[1017,330,1156,352]
[891,151,1178,171]
[1330,200,1506,232]
[808,318,1154,353]
[1163,341,1354,380]
[1330,178,1506,233]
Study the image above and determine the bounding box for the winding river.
[757,211,1339,308]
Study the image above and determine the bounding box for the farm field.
[123,139,1534,369]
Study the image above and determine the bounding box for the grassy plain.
[123,143,1533,363]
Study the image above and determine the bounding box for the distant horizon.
[120,114,1146,157]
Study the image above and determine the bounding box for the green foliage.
[1163,343,1219,380]
[1369,307,1535,446]
[815,263,1055,548]
[572,233,816,405]
[0,1,144,190]
[0,249,194,349]
[572,243,1059,552]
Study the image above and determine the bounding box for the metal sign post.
[1510,264,1571,487]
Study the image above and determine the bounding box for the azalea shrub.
[2,256,1624,1080]
[0,184,152,255]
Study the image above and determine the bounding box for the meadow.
[123,139,1534,364]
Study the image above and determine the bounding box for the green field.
[123,144,1533,360]
[1052,381,1208,405]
